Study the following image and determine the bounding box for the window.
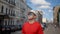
[9,9,10,15]
[6,8,8,14]
[11,20,12,25]
[9,0,16,5]
[10,0,12,4]
[10,10,15,16]
[1,6,4,13]
[21,0,24,2]
[4,19,7,25]
[10,9,11,16]
[4,0,8,2]
[12,20,14,25]
[9,0,10,3]
[4,0,16,6]
[12,11,14,16]
[13,10,15,16]
[11,10,13,16]
[8,19,10,25]
[9,19,11,25]
[4,20,5,25]
[11,10,12,16]
[11,20,13,25]
[7,19,8,25]
[12,0,15,5]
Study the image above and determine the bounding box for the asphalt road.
[44,24,60,34]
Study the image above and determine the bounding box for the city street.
[44,24,60,34]
[11,24,60,34]
[11,31,22,34]
[0,0,60,34]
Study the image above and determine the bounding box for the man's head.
[27,10,37,20]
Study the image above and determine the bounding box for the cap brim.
[28,12,36,16]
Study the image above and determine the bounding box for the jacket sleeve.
[38,24,44,34]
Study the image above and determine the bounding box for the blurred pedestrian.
[22,10,44,34]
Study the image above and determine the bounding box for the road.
[11,24,60,34]
[11,31,22,34]
[44,24,60,34]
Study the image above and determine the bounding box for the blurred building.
[0,0,18,26]
[53,6,60,27]
[25,5,32,21]
[42,18,48,23]
[35,10,43,23]
[20,0,32,25]
[0,0,32,26]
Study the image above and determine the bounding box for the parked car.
[10,25,16,32]
[2,25,11,34]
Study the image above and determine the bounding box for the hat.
[28,10,37,16]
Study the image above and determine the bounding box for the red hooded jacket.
[22,21,44,34]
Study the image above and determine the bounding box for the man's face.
[27,12,36,20]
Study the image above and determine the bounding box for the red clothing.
[22,21,44,34]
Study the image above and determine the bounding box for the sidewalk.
[44,24,60,34]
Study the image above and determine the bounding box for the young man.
[22,10,44,34]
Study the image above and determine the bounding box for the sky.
[26,0,60,22]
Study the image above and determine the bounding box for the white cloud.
[31,0,51,5]
[35,8,42,11]
[30,0,52,9]
[37,5,51,9]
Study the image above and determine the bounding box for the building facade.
[35,10,43,23]
[0,0,25,26]
[53,6,60,27]
[0,0,32,26]
[42,18,48,23]
[18,0,32,25]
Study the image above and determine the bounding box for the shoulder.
[35,21,41,25]
[35,21,42,27]
[22,21,28,28]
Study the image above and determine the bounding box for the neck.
[28,19,36,24]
